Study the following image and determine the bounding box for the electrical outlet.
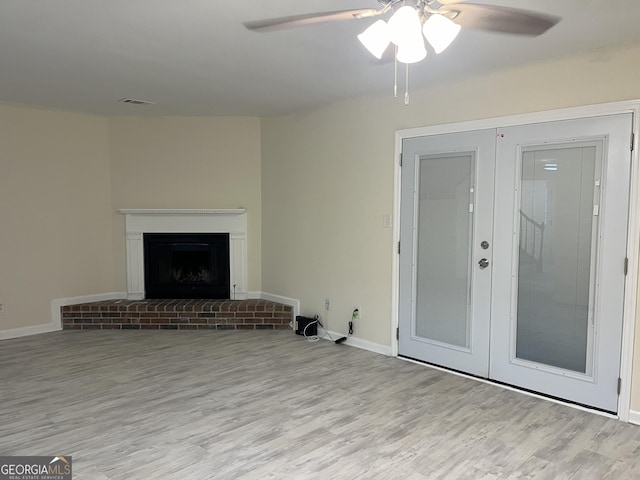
[353,306,360,321]
[0,303,4,313]
[324,298,331,311]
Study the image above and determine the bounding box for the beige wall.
[108,116,262,292]
[260,43,640,400]
[0,113,262,331]
[0,104,113,330]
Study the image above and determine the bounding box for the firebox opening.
[143,233,230,299]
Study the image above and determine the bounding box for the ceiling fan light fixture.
[388,6,422,46]
[357,19,391,59]
[422,14,461,54]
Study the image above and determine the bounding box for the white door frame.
[391,100,640,421]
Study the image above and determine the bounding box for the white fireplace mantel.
[118,208,246,216]
[118,209,248,300]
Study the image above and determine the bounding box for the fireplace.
[144,233,230,299]
[118,209,248,300]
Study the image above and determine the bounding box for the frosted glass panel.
[516,145,598,373]
[415,153,474,348]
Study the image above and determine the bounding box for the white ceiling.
[1,0,639,117]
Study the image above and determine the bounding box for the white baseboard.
[0,291,127,341]
[259,292,300,320]
[0,323,60,341]
[628,410,640,425]
[256,292,389,355]
[321,329,392,356]
[50,291,127,330]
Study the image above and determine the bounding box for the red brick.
[74,319,93,324]
[151,318,171,324]
[179,324,198,330]
[58,299,293,333]
[170,318,189,324]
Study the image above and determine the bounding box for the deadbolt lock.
[481,241,489,249]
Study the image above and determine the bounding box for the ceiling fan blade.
[244,9,381,32]
[443,3,560,36]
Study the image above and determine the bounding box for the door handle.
[478,258,490,269]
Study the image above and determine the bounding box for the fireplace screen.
[143,233,230,299]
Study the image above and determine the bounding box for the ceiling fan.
[244,1,560,104]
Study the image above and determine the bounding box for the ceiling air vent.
[118,98,155,106]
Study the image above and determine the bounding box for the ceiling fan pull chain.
[393,45,398,98]
[404,62,410,106]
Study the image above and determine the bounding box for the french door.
[398,114,633,412]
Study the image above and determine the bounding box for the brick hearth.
[62,299,293,331]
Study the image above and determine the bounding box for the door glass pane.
[415,153,474,348]
[516,145,599,373]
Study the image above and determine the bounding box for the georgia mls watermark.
[0,456,72,480]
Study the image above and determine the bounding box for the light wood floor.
[2,331,640,479]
